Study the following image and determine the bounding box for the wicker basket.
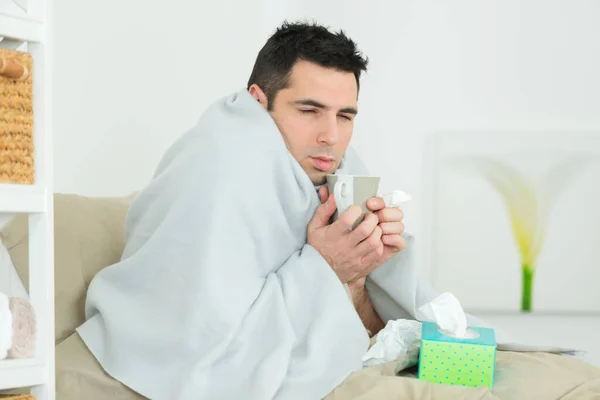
[0,48,34,185]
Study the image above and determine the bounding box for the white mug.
[326,174,381,228]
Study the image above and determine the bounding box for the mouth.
[311,156,335,172]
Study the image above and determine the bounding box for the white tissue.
[360,293,474,368]
[362,319,422,367]
[0,292,13,360]
[381,190,412,208]
[417,292,477,339]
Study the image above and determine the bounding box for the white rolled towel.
[8,297,36,358]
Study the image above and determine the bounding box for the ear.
[248,84,269,110]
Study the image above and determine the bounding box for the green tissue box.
[417,321,497,388]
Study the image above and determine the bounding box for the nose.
[316,114,339,146]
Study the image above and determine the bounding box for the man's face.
[249,60,358,185]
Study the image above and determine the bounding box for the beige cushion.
[0,193,134,344]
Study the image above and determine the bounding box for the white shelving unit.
[0,0,55,397]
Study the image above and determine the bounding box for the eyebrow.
[291,99,358,115]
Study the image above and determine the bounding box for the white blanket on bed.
[76,89,557,400]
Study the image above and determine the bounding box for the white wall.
[50,0,282,197]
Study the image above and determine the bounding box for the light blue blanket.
[77,89,548,400]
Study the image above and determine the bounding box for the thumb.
[309,193,337,230]
[318,186,330,204]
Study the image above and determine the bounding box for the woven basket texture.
[0,48,34,185]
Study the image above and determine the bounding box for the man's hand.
[307,187,385,284]
[364,196,407,265]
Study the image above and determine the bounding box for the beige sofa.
[2,194,600,400]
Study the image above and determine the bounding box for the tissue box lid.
[422,321,496,346]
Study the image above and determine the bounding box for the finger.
[379,221,405,236]
[376,207,404,223]
[360,239,384,268]
[331,205,363,235]
[382,234,407,250]
[353,225,383,258]
[348,212,379,245]
[366,196,386,212]
[318,186,329,204]
[308,193,337,230]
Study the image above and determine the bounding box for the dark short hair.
[247,21,369,110]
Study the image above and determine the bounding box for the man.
[70,21,417,400]
[245,21,406,337]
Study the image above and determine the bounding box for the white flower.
[446,155,594,310]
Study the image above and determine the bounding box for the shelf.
[0,358,47,390]
[0,183,46,213]
[0,11,43,42]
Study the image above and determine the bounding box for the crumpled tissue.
[361,292,474,369]
[362,319,422,368]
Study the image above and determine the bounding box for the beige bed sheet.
[54,330,600,400]
[327,350,600,400]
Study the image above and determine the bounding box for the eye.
[338,114,353,121]
[300,108,317,114]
